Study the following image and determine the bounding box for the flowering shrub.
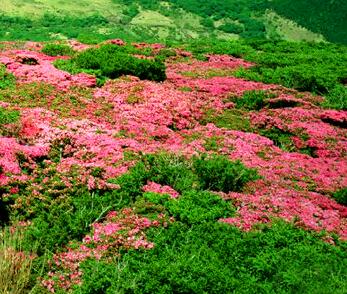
[0,40,346,292]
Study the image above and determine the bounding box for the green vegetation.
[186,39,347,110]
[332,188,347,206]
[8,153,256,251]
[0,64,16,90]
[54,44,166,84]
[1,0,345,43]
[0,107,20,125]
[0,228,34,294]
[266,0,347,44]
[41,43,74,56]
[76,220,347,294]
[7,151,343,293]
[232,90,276,111]
[192,154,260,192]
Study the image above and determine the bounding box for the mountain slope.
[0,0,345,43]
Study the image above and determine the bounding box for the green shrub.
[219,23,243,34]
[258,127,295,152]
[23,187,130,253]
[192,154,259,192]
[55,44,166,83]
[165,190,234,225]
[0,107,20,125]
[139,153,199,193]
[323,85,347,110]
[41,43,74,56]
[332,187,347,205]
[234,90,271,110]
[0,64,15,90]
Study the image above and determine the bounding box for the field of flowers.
[0,40,346,293]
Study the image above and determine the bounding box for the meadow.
[0,37,346,293]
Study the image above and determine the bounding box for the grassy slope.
[0,0,122,17]
[0,0,328,43]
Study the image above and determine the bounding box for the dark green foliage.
[267,0,347,44]
[259,127,295,152]
[219,23,243,34]
[0,13,110,42]
[332,188,347,205]
[322,85,347,111]
[23,187,130,253]
[110,152,258,202]
[165,190,234,224]
[233,90,272,110]
[192,154,259,193]
[0,107,20,125]
[41,43,74,56]
[110,153,196,199]
[77,221,347,294]
[0,64,16,90]
[201,18,214,29]
[55,44,166,83]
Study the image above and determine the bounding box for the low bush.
[0,64,15,89]
[165,190,234,224]
[55,44,166,84]
[233,90,273,110]
[41,43,74,56]
[192,154,259,192]
[332,187,347,205]
[0,107,20,125]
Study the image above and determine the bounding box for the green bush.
[41,43,74,56]
[0,64,15,90]
[55,44,166,83]
[0,107,20,125]
[332,187,347,205]
[165,190,234,224]
[192,154,259,192]
[323,85,347,110]
[219,23,243,34]
[234,90,272,110]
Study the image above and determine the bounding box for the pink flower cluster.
[0,50,96,89]
[42,208,169,292]
[250,107,347,158]
[142,181,180,198]
[0,137,48,186]
[220,187,347,239]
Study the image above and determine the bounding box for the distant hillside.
[264,0,347,44]
[0,0,345,43]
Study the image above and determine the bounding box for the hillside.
[0,0,345,43]
[0,38,346,292]
[0,1,347,292]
